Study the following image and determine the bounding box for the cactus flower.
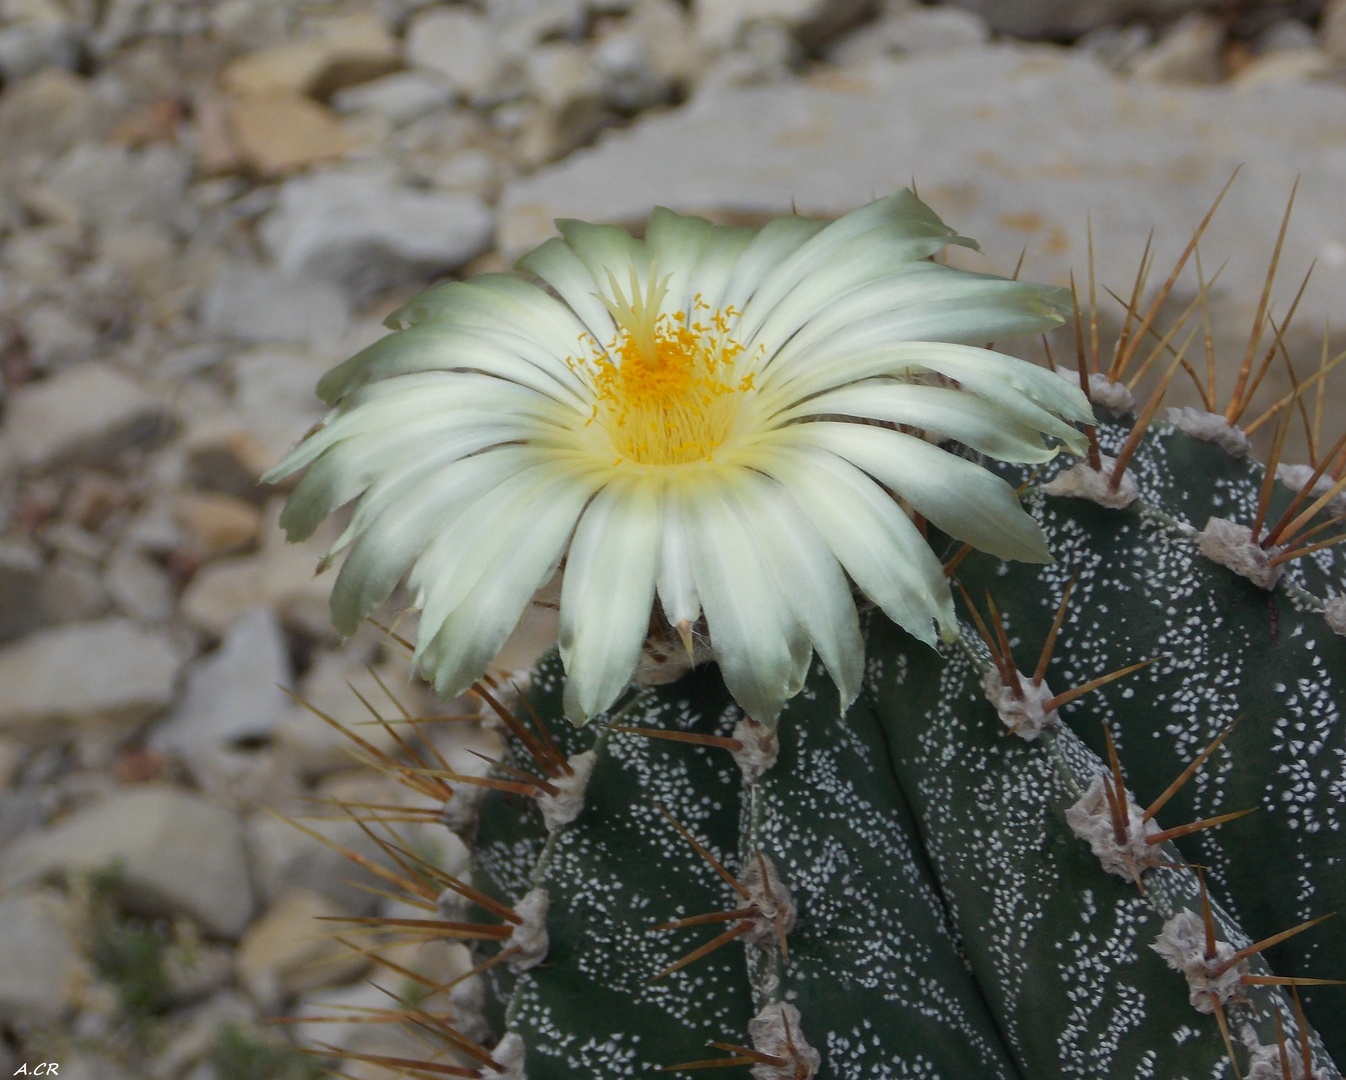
[265,192,1093,724]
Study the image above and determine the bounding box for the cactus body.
[461,413,1345,1079]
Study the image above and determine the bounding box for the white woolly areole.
[1198,517,1283,590]
[1042,455,1140,509]
[980,667,1058,741]
[1324,595,1346,637]
[448,974,492,1045]
[1165,407,1251,457]
[537,750,596,833]
[1054,368,1134,414]
[731,718,779,784]
[748,1002,821,1080]
[1151,909,1247,1014]
[1245,1037,1315,1080]
[739,852,797,949]
[491,1032,527,1080]
[440,782,485,838]
[1276,462,1346,519]
[506,887,550,972]
[1065,774,1160,879]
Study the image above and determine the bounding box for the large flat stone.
[498,46,1346,356]
[3,365,176,470]
[1,786,255,938]
[0,619,184,731]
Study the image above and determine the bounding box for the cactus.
[278,192,1346,1079]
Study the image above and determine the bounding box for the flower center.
[578,269,757,466]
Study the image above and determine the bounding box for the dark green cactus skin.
[466,417,1346,1078]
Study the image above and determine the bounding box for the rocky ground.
[0,0,1342,1077]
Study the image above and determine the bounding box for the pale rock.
[430,147,500,196]
[1,785,255,938]
[488,0,585,51]
[0,889,89,1026]
[945,0,1210,40]
[697,19,802,91]
[1256,19,1317,55]
[226,93,352,177]
[236,889,369,1005]
[273,648,418,777]
[0,619,183,731]
[97,222,177,291]
[150,607,291,759]
[200,262,351,347]
[828,5,989,64]
[404,6,502,98]
[228,345,336,463]
[163,941,236,1008]
[1130,13,1224,84]
[593,0,690,112]
[244,811,380,914]
[1326,0,1346,63]
[40,143,192,231]
[104,546,176,623]
[221,13,399,100]
[149,991,255,1080]
[0,19,80,83]
[182,423,273,502]
[1076,22,1152,71]
[37,554,109,624]
[496,45,1346,375]
[180,549,332,639]
[14,301,98,370]
[2,365,175,469]
[174,491,263,558]
[332,71,454,126]
[520,42,607,160]
[2,223,81,286]
[0,540,43,643]
[180,498,340,638]
[1232,48,1332,90]
[208,0,292,49]
[296,978,438,1063]
[54,1057,133,1080]
[527,40,605,114]
[0,70,110,168]
[693,0,871,50]
[258,166,494,299]
[88,0,153,55]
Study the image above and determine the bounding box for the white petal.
[414,468,594,698]
[328,446,544,636]
[678,473,802,723]
[559,476,662,723]
[720,215,827,313]
[737,192,973,342]
[655,497,701,632]
[280,419,527,542]
[751,443,955,646]
[799,421,1051,563]
[646,208,756,317]
[760,264,1069,374]
[770,382,1056,463]
[516,237,618,346]
[411,460,601,644]
[385,273,584,345]
[730,471,863,712]
[756,341,1093,453]
[264,373,579,482]
[314,325,590,409]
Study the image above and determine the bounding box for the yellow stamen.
[577,275,757,465]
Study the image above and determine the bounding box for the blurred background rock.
[0,0,1341,1076]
